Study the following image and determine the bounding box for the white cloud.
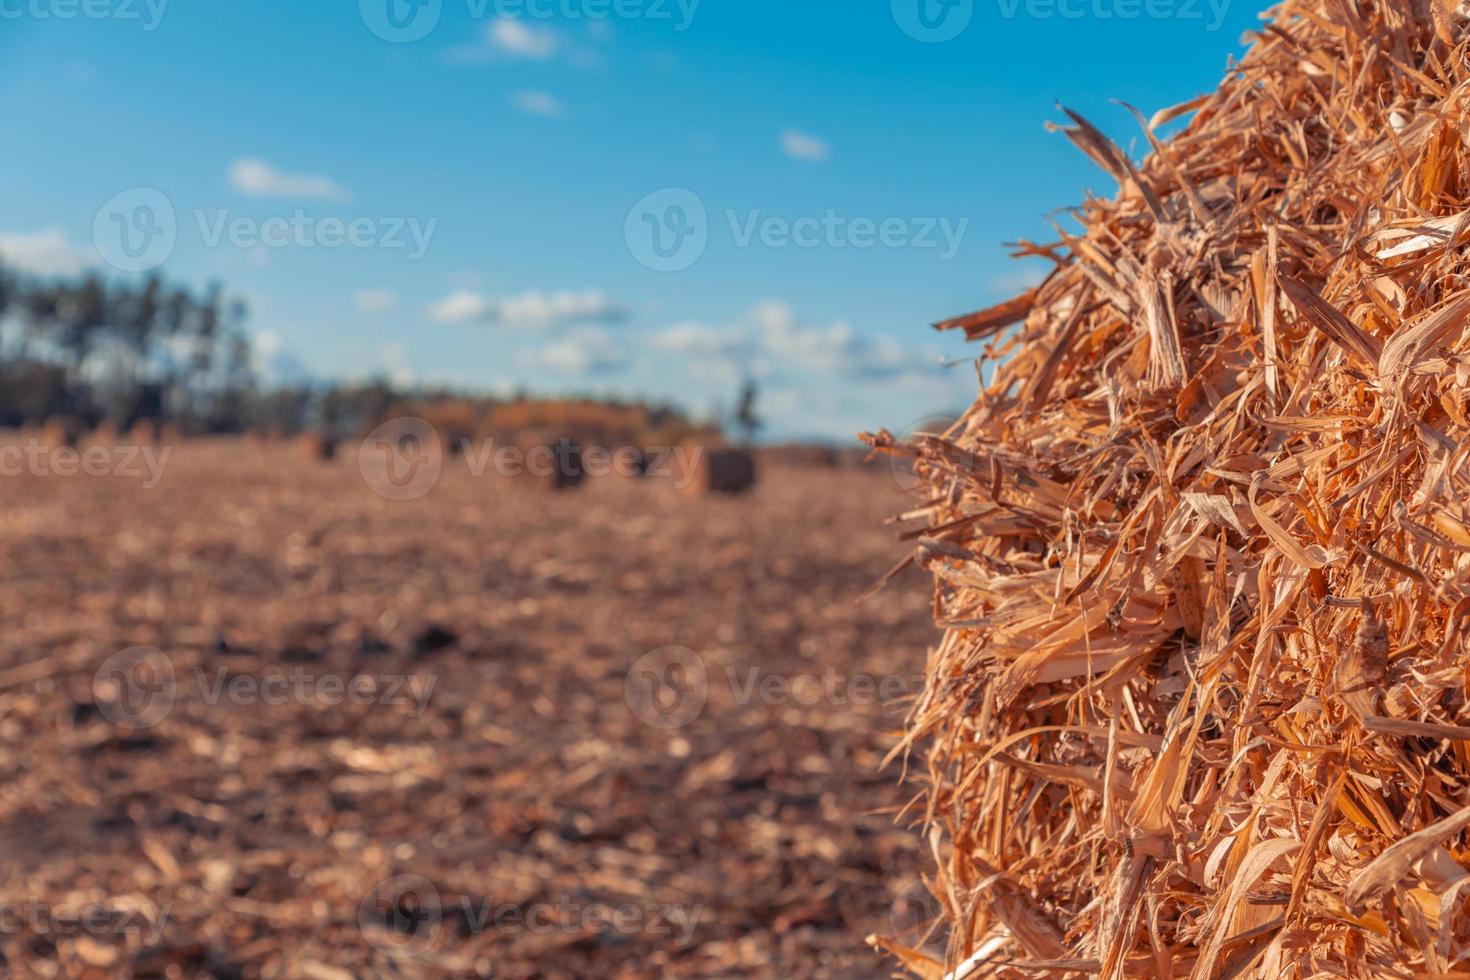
[989,266,1049,296]
[781,129,831,162]
[652,301,934,383]
[651,321,745,358]
[511,90,564,116]
[376,342,417,388]
[228,158,350,202]
[428,290,494,323]
[524,327,626,375]
[0,228,92,278]
[253,330,282,358]
[354,289,399,313]
[250,329,313,386]
[427,288,626,328]
[489,18,561,59]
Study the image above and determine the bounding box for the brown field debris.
[0,440,931,978]
[866,2,1470,977]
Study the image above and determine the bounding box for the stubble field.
[0,436,938,978]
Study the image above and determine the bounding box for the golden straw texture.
[867,1,1470,975]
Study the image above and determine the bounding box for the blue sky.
[0,0,1256,441]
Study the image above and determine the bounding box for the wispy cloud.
[229,158,350,202]
[376,342,417,388]
[428,290,493,323]
[0,228,92,278]
[654,301,936,383]
[354,289,399,313]
[522,327,627,375]
[510,90,564,117]
[781,129,831,162]
[488,18,561,59]
[428,288,626,328]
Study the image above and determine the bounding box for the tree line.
[0,264,709,444]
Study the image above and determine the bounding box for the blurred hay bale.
[128,419,160,445]
[866,6,1470,978]
[417,402,478,456]
[90,419,120,447]
[679,447,756,495]
[298,431,337,462]
[40,416,81,450]
[244,424,281,447]
[514,432,583,490]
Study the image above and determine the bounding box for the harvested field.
[0,436,935,978]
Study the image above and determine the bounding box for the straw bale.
[866,4,1470,976]
[680,447,757,495]
[40,416,80,450]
